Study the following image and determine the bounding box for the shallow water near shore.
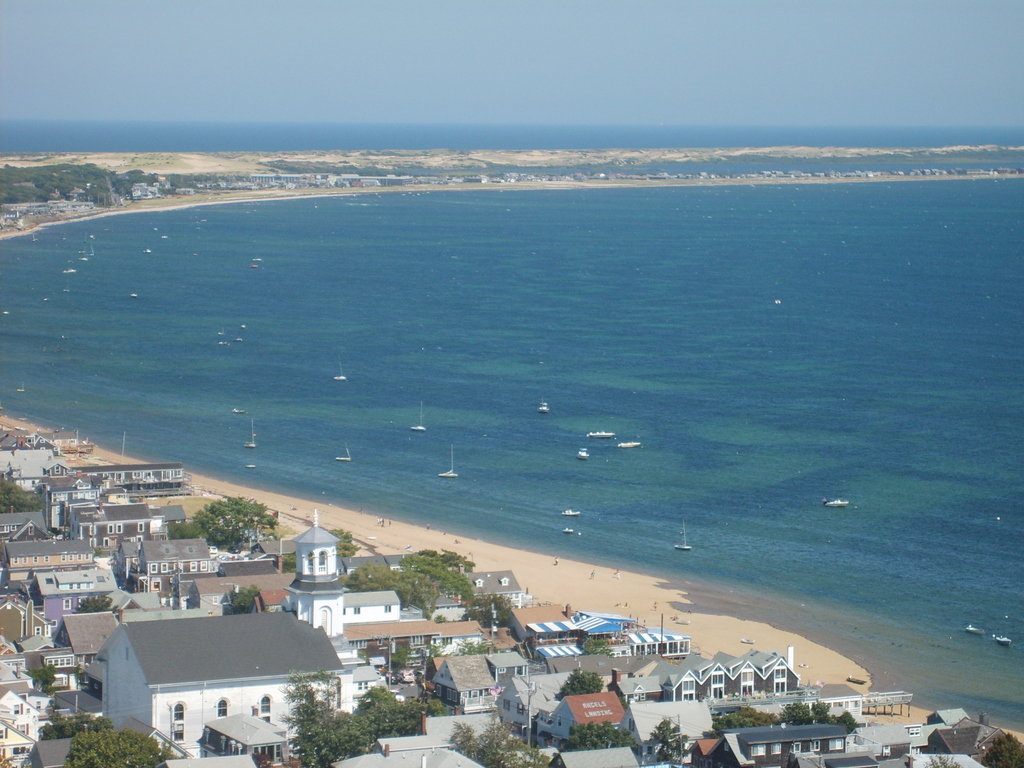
[2,180,1022,728]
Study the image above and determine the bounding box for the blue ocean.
[2,179,1022,728]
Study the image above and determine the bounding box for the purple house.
[32,567,118,623]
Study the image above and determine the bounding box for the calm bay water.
[2,180,1022,727]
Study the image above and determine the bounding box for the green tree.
[565,721,636,751]
[559,668,605,697]
[451,640,491,655]
[711,706,780,736]
[982,732,1024,768]
[192,496,278,550]
[343,563,398,593]
[40,713,113,740]
[0,478,43,515]
[810,701,833,722]
[414,549,475,572]
[226,585,261,614]
[401,551,474,603]
[27,664,57,695]
[465,594,513,627]
[451,716,549,768]
[64,728,172,768]
[167,520,205,539]
[928,757,962,768]
[356,688,446,740]
[651,718,688,763]
[283,670,346,768]
[833,711,859,733]
[75,594,114,614]
[330,528,359,557]
[780,702,814,725]
[582,637,613,656]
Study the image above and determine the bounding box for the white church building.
[99,516,390,756]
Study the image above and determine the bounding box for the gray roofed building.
[200,713,288,764]
[136,538,215,595]
[467,570,528,608]
[0,510,49,542]
[431,655,501,713]
[623,699,713,763]
[217,559,279,578]
[28,736,73,768]
[422,712,493,742]
[55,611,118,662]
[104,611,343,686]
[338,554,407,575]
[553,746,639,768]
[159,758,258,768]
[927,709,970,726]
[336,750,486,768]
[4,539,94,579]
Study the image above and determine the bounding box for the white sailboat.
[333,363,347,381]
[438,445,458,478]
[244,419,257,449]
[335,444,352,462]
[410,402,427,432]
[674,523,692,551]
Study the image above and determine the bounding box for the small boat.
[846,676,867,685]
[62,268,77,274]
[538,401,550,413]
[587,431,616,439]
[617,441,642,448]
[437,445,458,478]
[129,293,138,298]
[740,638,755,645]
[993,635,1012,646]
[335,444,352,462]
[249,263,260,269]
[333,363,347,382]
[577,448,590,460]
[244,419,257,449]
[964,624,985,635]
[823,498,850,507]
[233,337,244,343]
[231,408,247,414]
[143,249,152,254]
[561,509,581,517]
[410,401,427,432]
[562,527,575,534]
[244,464,256,469]
[674,523,692,551]
[16,384,26,393]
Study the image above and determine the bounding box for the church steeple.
[284,510,347,637]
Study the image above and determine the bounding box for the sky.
[1,0,1022,127]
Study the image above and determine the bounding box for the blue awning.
[527,621,577,634]
[535,645,584,657]
[574,616,625,634]
[628,631,687,644]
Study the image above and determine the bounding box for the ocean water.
[2,180,1022,728]
[3,120,1024,153]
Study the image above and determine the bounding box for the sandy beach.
[1,411,939,727]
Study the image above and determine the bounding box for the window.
[62,598,72,610]
[172,702,185,741]
[160,562,169,573]
[811,740,820,752]
[351,606,361,615]
[751,745,766,757]
[138,522,145,532]
[792,742,802,753]
[384,604,393,612]
[830,738,844,750]
[770,743,781,755]
[882,746,891,757]
[261,695,271,715]
[217,699,228,717]
[149,563,158,574]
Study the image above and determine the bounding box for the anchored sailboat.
[674,523,692,551]
[335,444,352,462]
[438,445,458,478]
[244,419,257,449]
[410,402,426,432]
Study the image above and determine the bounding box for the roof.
[111,612,344,685]
[161,759,258,768]
[34,568,116,597]
[558,746,638,768]
[929,708,970,726]
[564,692,626,726]
[343,620,484,642]
[346,590,400,607]
[511,604,569,626]
[58,611,118,655]
[205,713,286,745]
[823,757,878,768]
[75,503,156,522]
[730,724,848,743]
[423,712,493,741]
[293,524,339,546]
[819,683,862,699]
[5,539,93,559]
[693,738,721,757]
[188,573,291,595]
[438,656,496,691]
[141,539,210,561]
[467,570,523,594]
[218,560,279,577]
[485,651,528,668]
[338,751,485,768]
[546,654,655,677]
[30,736,73,768]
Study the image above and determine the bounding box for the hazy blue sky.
[2,0,1022,126]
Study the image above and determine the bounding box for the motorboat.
[538,401,550,413]
[561,509,581,517]
[964,624,984,635]
[562,527,575,534]
[231,408,247,414]
[587,431,616,439]
[993,635,1012,646]
[823,498,850,507]
[577,448,590,460]
[617,441,642,448]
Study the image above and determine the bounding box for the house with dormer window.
[31,567,118,623]
[702,724,849,768]
[69,502,167,553]
[536,692,626,749]
[135,539,214,596]
[662,649,800,702]
[468,570,528,608]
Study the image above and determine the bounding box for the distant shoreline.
[3,170,1021,241]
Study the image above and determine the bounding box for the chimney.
[421,710,428,735]
[382,744,390,757]
[611,669,621,686]
[787,645,794,668]
[978,712,989,726]
[564,603,572,618]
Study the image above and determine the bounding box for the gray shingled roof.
[5,539,93,558]
[115,612,343,685]
[558,747,638,768]
[141,538,210,561]
[59,612,118,655]
[293,525,338,546]
[439,656,496,691]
